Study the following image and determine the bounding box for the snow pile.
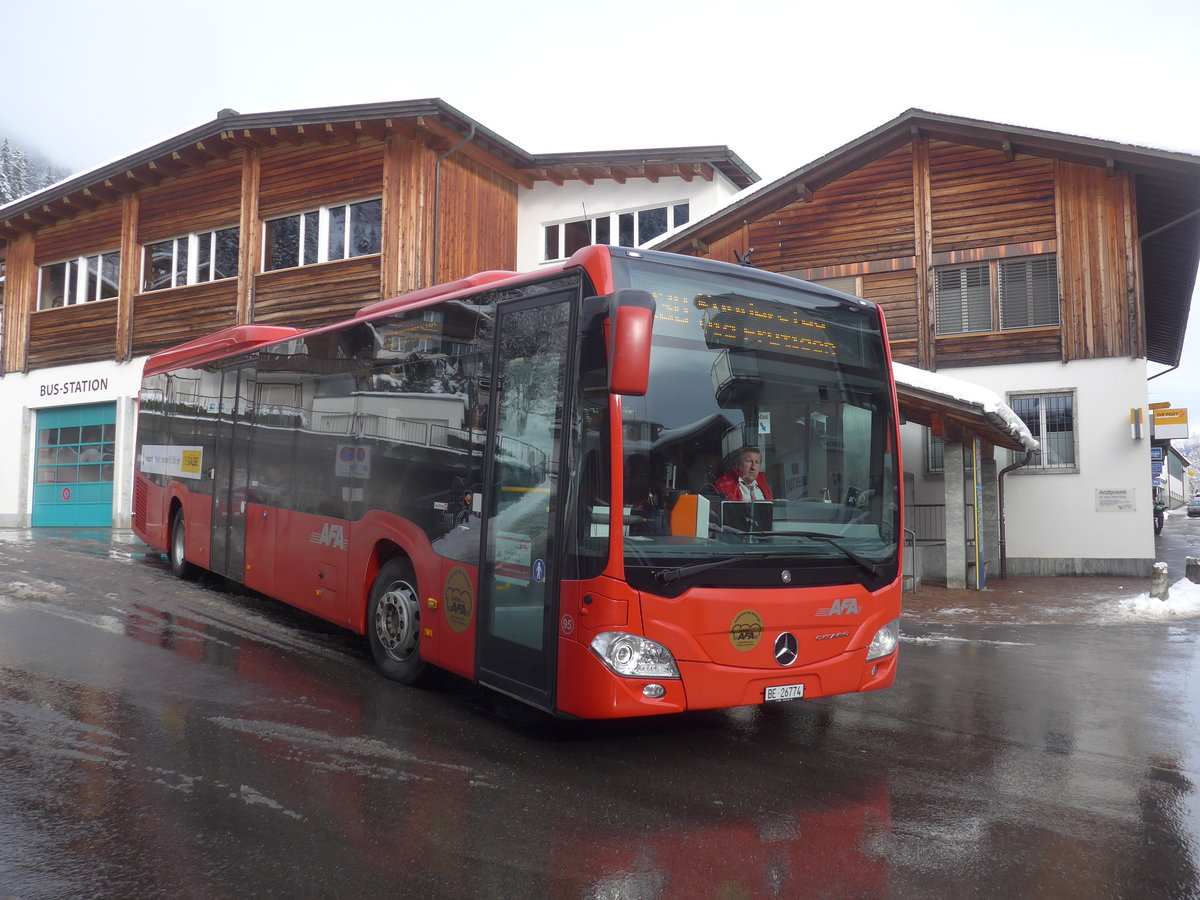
[1106,578,1200,621]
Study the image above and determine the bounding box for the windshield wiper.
[650,537,880,587]
[790,532,880,576]
[652,552,778,586]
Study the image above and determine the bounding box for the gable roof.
[657,108,1200,368]
[0,98,757,240]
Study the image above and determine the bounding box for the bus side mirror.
[607,289,655,396]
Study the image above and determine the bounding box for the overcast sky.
[4,0,1198,412]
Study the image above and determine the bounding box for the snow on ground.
[1106,578,1200,621]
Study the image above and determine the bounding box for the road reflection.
[2,536,1200,897]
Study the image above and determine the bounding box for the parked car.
[1189,495,1200,518]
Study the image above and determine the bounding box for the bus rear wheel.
[169,511,200,581]
[367,558,427,684]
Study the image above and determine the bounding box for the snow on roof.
[893,361,1040,453]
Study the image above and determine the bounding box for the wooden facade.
[0,120,519,374]
[0,100,758,379]
[658,111,1200,381]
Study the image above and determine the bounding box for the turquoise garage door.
[33,403,117,527]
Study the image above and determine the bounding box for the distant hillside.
[1,137,72,205]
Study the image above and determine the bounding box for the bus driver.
[714,446,774,502]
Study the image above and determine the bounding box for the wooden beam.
[170,148,210,168]
[20,207,58,227]
[148,157,186,178]
[93,177,137,200]
[236,149,262,325]
[296,124,334,144]
[911,136,935,371]
[115,193,139,362]
[326,122,359,143]
[269,126,305,147]
[122,168,158,188]
[381,119,419,141]
[796,182,813,203]
[61,192,101,212]
[1,234,35,373]
[354,120,387,141]
[220,129,263,150]
[539,168,564,187]
[190,140,224,161]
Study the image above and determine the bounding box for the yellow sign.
[1153,408,1188,423]
[180,449,203,476]
[1152,408,1189,440]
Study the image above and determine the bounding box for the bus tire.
[367,558,427,684]
[169,511,200,581]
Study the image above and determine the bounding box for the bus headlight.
[866,619,900,661]
[591,632,680,679]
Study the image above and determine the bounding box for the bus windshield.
[613,257,900,590]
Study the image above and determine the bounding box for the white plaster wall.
[901,356,1155,564]
[516,175,743,271]
[0,358,146,528]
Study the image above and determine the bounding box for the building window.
[542,202,690,261]
[998,256,1059,330]
[38,252,121,310]
[1010,390,1076,471]
[926,431,975,474]
[935,255,1059,336]
[935,264,991,334]
[36,421,115,485]
[264,198,382,271]
[143,227,239,292]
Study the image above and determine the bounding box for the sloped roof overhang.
[893,362,1038,454]
[0,98,759,240]
[657,109,1200,369]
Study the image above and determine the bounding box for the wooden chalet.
[658,108,1198,378]
[657,110,1200,583]
[0,98,756,377]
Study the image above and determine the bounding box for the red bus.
[132,246,902,718]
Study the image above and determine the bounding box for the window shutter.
[999,256,1059,329]
[935,264,990,335]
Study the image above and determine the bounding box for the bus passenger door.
[210,364,255,582]
[477,293,575,710]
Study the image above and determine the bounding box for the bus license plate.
[765,684,805,702]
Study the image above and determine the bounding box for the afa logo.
[309,523,347,550]
[816,598,860,617]
[444,567,474,633]
[729,609,764,652]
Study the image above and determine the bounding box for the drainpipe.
[997,456,1030,579]
[432,125,477,283]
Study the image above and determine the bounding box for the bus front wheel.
[367,558,427,684]
[169,512,200,581]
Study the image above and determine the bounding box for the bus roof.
[143,324,305,376]
[355,270,518,318]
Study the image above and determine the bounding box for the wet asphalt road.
[1,524,1199,899]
